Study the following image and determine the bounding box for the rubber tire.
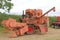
[55,25,59,29]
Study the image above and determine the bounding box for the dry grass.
[0,28,60,40]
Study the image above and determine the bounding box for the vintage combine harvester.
[1,7,55,38]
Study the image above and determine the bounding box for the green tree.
[0,0,13,13]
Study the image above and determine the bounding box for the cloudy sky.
[10,0,60,16]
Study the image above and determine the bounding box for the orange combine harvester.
[1,7,55,38]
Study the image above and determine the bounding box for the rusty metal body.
[21,7,55,27]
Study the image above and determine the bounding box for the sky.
[9,0,60,16]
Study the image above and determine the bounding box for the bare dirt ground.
[0,28,60,40]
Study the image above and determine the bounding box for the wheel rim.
[27,26,34,34]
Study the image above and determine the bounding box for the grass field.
[0,13,59,40]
